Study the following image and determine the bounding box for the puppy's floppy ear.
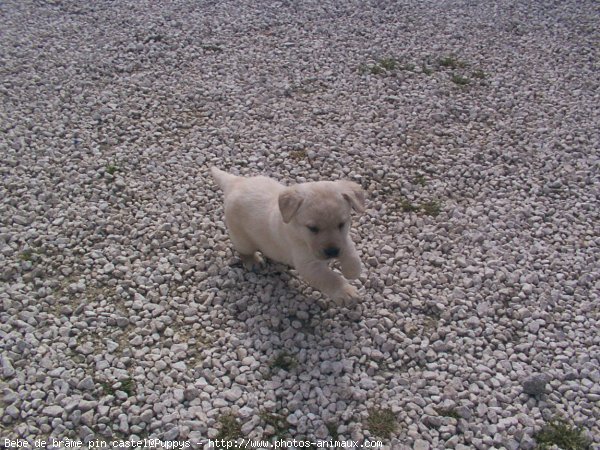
[337,181,366,214]
[278,188,303,223]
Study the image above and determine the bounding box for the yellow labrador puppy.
[211,167,365,307]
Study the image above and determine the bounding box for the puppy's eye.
[307,225,319,234]
[338,222,346,230]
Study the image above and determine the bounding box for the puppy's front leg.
[340,243,362,280]
[296,260,359,307]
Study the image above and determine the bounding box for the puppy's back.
[211,167,283,209]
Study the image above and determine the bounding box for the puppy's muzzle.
[323,246,340,259]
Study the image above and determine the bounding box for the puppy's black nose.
[324,247,340,258]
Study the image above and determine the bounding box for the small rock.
[172,361,187,371]
[287,413,299,426]
[522,373,550,396]
[13,215,31,226]
[118,413,129,433]
[43,405,64,417]
[223,386,243,402]
[79,400,97,412]
[423,415,442,428]
[6,404,20,419]
[238,406,253,419]
[455,405,472,419]
[2,357,15,377]
[184,387,199,401]
[81,410,94,427]
[77,376,95,391]
[164,427,179,440]
[414,439,430,450]
[106,340,119,352]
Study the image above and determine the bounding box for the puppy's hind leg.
[228,228,264,271]
[239,252,265,272]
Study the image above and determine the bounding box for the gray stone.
[522,374,550,396]
[2,357,15,377]
[164,427,179,440]
[223,386,243,402]
[42,405,63,417]
[79,400,97,412]
[118,413,129,433]
[5,404,20,419]
[77,376,95,391]
[414,439,430,450]
[184,387,199,401]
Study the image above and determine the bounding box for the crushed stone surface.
[1,0,598,448]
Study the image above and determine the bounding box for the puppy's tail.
[210,167,238,193]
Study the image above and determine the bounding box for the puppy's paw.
[341,257,362,280]
[240,253,265,272]
[332,283,360,308]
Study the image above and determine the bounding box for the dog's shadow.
[222,256,362,348]
[204,258,370,437]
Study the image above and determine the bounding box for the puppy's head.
[278,180,365,260]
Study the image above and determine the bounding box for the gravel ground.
[1,0,599,449]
